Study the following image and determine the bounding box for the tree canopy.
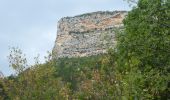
[0,0,169,99]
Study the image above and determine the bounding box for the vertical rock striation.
[53,11,127,58]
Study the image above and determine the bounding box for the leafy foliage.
[7,47,28,75]
[114,0,170,99]
[0,0,169,99]
[56,55,103,90]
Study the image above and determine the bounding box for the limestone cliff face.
[53,11,127,58]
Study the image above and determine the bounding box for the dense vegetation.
[0,0,169,99]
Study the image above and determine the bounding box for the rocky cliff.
[53,11,127,58]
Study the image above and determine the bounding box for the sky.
[0,0,131,76]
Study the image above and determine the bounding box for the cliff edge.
[53,11,127,58]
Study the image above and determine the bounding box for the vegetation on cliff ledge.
[0,0,169,99]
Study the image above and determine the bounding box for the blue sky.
[0,0,131,76]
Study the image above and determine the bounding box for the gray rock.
[53,11,127,58]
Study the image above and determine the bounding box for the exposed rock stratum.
[53,11,127,58]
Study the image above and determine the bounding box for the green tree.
[0,78,9,100]
[7,47,28,75]
[6,48,71,100]
[114,0,170,99]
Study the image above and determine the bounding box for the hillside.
[1,0,169,99]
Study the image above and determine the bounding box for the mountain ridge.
[53,11,127,58]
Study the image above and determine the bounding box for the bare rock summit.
[53,11,127,58]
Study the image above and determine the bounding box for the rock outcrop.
[53,11,127,58]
